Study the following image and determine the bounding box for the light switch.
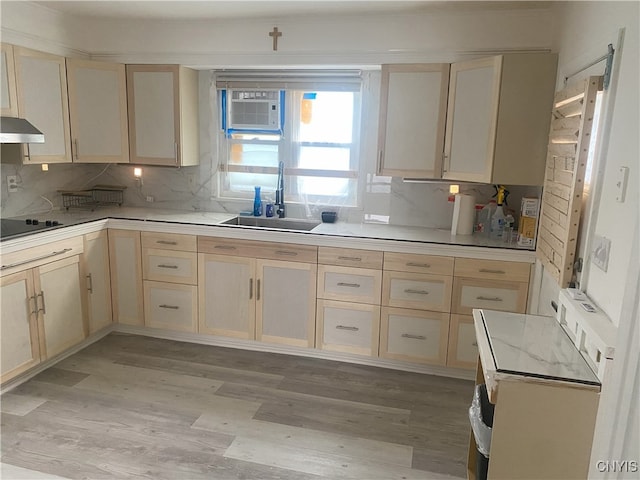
[615,166,629,203]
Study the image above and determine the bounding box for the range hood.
[0,116,45,143]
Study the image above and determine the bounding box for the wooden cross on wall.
[269,27,282,51]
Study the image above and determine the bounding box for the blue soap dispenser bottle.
[253,186,263,216]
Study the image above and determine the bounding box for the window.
[216,74,362,207]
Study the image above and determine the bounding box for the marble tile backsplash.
[0,160,541,230]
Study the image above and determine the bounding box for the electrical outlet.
[591,235,611,272]
[6,175,18,193]
[146,195,154,203]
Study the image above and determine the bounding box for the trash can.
[469,384,495,480]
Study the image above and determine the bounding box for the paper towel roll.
[451,193,476,236]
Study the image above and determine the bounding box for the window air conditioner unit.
[228,90,282,130]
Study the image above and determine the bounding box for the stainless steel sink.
[221,216,320,231]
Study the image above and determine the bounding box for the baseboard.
[114,324,476,381]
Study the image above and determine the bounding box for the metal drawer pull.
[406,262,431,268]
[472,341,478,347]
[159,304,179,310]
[37,291,46,314]
[404,289,429,295]
[275,250,298,256]
[336,325,359,331]
[256,279,261,301]
[74,139,79,160]
[86,274,93,294]
[249,278,253,300]
[477,296,503,302]
[479,269,506,274]
[337,282,361,288]
[214,245,236,250]
[1,248,72,271]
[338,256,362,262]
[157,264,179,269]
[401,333,426,340]
[156,240,178,245]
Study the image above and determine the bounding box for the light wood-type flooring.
[1,333,473,479]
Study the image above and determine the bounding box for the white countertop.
[1,207,536,261]
[474,309,600,400]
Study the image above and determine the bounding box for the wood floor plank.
[224,436,459,480]
[0,393,46,416]
[1,463,69,479]
[30,367,90,387]
[192,412,414,468]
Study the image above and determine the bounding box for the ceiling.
[32,1,553,21]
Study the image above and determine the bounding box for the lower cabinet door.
[84,230,113,334]
[316,299,380,357]
[1,270,40,383]
[256,259,317,348]
[380,307,449,365]
[143,280,197,333]
[446,314,478,369]
[198,254,255,339]
[37,255,86,359]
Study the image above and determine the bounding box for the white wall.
[549,2,639,477]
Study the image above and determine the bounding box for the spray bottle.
[490,185,509,239]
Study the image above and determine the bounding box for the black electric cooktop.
[0,218,64,240]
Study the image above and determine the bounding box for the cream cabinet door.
[14,47,71,164]
[83,231,112,334]
[446,314,478,369]
[66,59,129,163]
[316,299,380,357]
[126,65,199,166]
[256,259,317,348]
[317,265,382,304]
[36,255,86,359]
[108,229,144,325]
[0,270,40,384]
[443,56,501,183]
[380,307,449,365]
[144,281,197,333]
[378,64,449,178]
[1,44,18,116]
[198,254,256,339]
[382,271,452,312]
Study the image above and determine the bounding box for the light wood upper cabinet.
[126,64,200,166]
[66,59,129,163]
[377,64,449,178]
[443,53,557,185]
[13,47,72,164]
[1,44,18,116]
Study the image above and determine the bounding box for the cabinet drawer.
[198,237,317,264]
[447,314,478,369]
[454,258,531,282]
[143,249,197,285]
[380,307,449,365]
[143,281,197,333]
[382,271,452,312]
[316,300,380,357]
[141,232,196,252]
[1,236,84,277]
[317,265,382,304]
[384,252,454,276]
[318,247,383,269]
[452,277,528,314]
